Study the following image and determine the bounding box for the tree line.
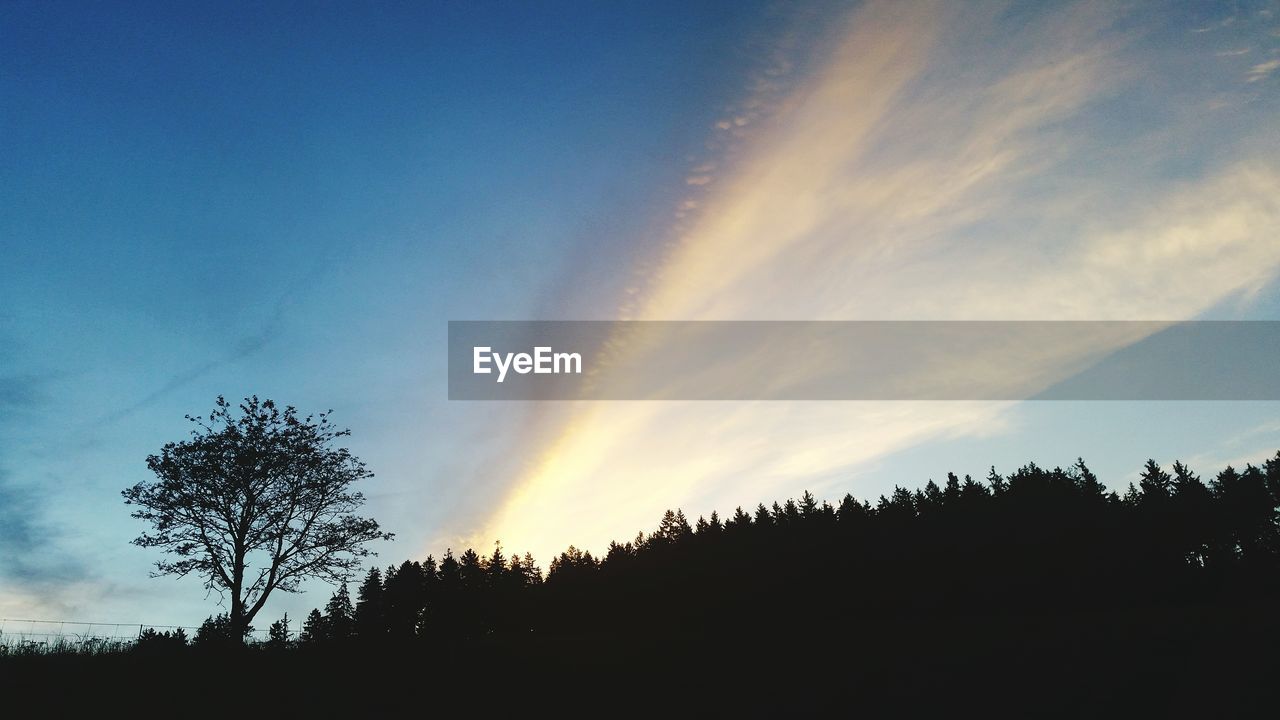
[275,452,1280,647]
[126,398,1280,656]
[41,449,1280,714]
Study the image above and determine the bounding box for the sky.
[2,0,1280,633]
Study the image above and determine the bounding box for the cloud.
[0,368,95,616]
[0,474,85,585]
[0,472,48,573]
[92,326,274,426]
[90,288,290,427]
[1192,15,1237,33]
[451,1,1280,562]
[1246,58,1280,82]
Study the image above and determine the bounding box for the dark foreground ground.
[4,601,1276,717]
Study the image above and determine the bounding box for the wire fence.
[0,617,295,652]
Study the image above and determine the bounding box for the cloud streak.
[1246,58,1280,82]
[458,1,1280,562]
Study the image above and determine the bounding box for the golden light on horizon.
[448,0,1280,564]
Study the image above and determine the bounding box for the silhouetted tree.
[300,609,326,645]
[193,613,250,648]
[987,466,1007,496]
[122,396,393,641]
[753,504,772,527]
[653,509,693,545]
[520,552,542,585]
[355,567,385,640]
[1139,459,1173,504]
[134,627,188,654]
[324,582,355,642]
[383,561,425,639]
[267,613,291,649]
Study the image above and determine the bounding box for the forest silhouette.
[284,455,1280,646]
[6,453,1280,714]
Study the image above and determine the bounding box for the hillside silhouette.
[6,454,1280,715]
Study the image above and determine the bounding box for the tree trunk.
[230,556,246,644]
[230,596,246,644]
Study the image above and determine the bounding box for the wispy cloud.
[1246,57,1280,82]
[0,366,97,616]
[91,320,279,427]
[87,274,307,428]
[0,474,86,585]
[1192,15,1237,33]
[459,1,1280,562]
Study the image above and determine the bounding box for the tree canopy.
[123,396,393,639]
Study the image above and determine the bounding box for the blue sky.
[1,0,787,627]
[3,0,1280,632]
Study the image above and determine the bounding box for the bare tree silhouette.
[122,396,393,641]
